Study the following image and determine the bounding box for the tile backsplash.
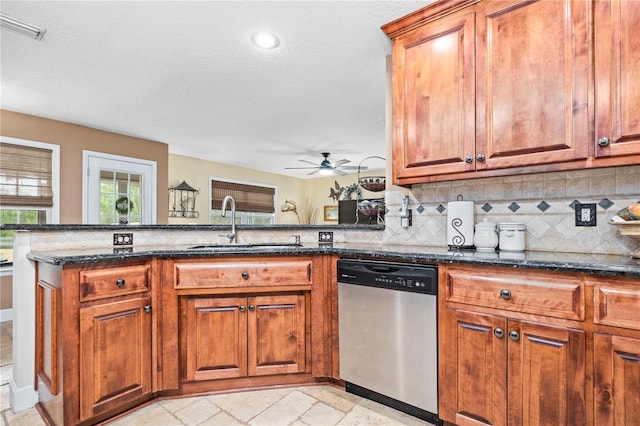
[384,165,640,255]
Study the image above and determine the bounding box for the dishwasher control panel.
[337,259,437,295]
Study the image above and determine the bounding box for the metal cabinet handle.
[500,289,511,300]
[116,278,126,288]
[509,330,520,341]
[144,305,151,313]
[598,137,610,147]
[239,305,246,312]
[249,305,255,312]
[476,154,486,161]
[241,271,249,280]
[464,155,473,163]
[494,328,505,338]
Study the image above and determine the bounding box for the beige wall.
[1,110,169,224]
[169,154,308,225]
[0,275,11,311]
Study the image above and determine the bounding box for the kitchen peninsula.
[7,224,640,425]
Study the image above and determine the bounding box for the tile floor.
[0,321,429,425]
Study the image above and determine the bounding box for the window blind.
[211,180,275,213]
[0,143,53,206]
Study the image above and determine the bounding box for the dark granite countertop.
[27,242,640,278]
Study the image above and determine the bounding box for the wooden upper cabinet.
[594,0,640,157]
[390,9,476,179]
[475,0,589,170]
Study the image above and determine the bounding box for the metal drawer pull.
[249,305,255,312]
[494,328,504,338]
[509,330,520,341]
[464,155,473,163]
[144,305,151,313]
[598,137,610,147]
[476,154,486,161]
[239,305,246,312]
[500,289,511,300]
[116,278,126,288]
[242,271,249,280]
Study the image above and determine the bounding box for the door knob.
[464,155,473,163]
[500,289,511,300]
[144,305,151,313]
[476,154,486,161]
[239,305,246,312]
[116,278,126,288]
[494,328,505,338]
[598,137,610,147]
[249,305,256,312]
[509,330,520,341]
[241,271,249,280]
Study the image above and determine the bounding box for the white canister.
[498,223,527,252]
[474,219,498,251]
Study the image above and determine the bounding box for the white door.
[83,151,157,224]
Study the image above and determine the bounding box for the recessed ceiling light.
[251,31,280,49]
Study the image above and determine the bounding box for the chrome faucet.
[220,195,237,244]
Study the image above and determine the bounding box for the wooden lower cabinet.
[79,296,152,420]
[594,333,640,425]
[184,293,307,382]
[443,309,585,425]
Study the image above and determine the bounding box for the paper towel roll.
[447,201,474,248]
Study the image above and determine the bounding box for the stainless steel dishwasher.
[337,258,440,425]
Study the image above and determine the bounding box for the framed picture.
[324,205,338,221]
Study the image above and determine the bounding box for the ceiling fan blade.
[298,160,319,166]
[336,165,366,170]
[307,169,320,175]
[334,169,348,176]
[333,159,350,166]
[285,166,319,170]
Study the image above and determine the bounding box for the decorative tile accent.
[482,203,493,212]
[508,202,520,212]
[537,201,551,212]
[569,200,580,210]
[416,205,425,214]
[599,198,614,210]
[436,204,446,213]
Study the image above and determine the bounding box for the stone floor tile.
[173,398,221,426]
[206,388,290,422]
[338,405,409,426]
[357,398,429,425]
[198,410,243,426]
[107,403,179,425]
[159,395,211,414]
[2,407,47,426]
[0,384,10,411]
[299,386,359,412]
[0,366,11,386]
[300,402,345,425]
[249,390,315,426]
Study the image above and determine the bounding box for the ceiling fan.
[285,152,367,176]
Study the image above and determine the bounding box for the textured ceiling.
[1,1,431,178]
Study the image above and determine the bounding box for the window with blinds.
[0,142,53,206]
[211,180,275,213]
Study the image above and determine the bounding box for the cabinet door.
[594,0,640,157]
[476,0,589,170]
[441,309,507,426]
[507,321,586,426]
[248,294,306,376]
[594,333,640,425]
[391,9,476,180]
[184,297,248,381]
[79,297,151,420]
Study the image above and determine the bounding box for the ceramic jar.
[498,223,527,252]
[474,219,498,251]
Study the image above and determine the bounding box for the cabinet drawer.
[445,267,584,321]
[174,259,313,289]
[593,282,640,330]
[80,264,151,302]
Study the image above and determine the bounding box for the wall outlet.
[113,233,133,246]
[575,203,597,227]
[318,231,333,243]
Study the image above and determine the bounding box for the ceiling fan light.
[318,168,333,175]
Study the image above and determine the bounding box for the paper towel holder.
[447,194,475,250]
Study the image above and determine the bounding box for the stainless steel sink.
[188,243,303,250]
